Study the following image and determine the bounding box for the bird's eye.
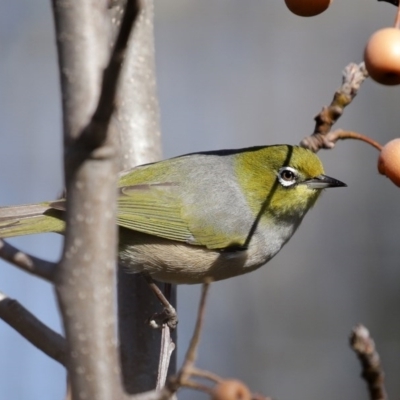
[278,167,298,187]
[281,169,295,181]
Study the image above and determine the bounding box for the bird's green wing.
[117,183,247,249]
[116,156,251,249]
[117,183,198,245]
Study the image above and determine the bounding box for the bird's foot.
[142,274,178,329]
[147,304,178,329]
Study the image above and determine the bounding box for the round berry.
[364,28,400,85]
[378,138,400,186]
[284,0,331,17]
[211,380,252,400]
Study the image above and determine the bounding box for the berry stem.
[394,4,400,29]
[301,130,383,152]
[335,130,383,151]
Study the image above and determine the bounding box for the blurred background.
[1,0,400,399]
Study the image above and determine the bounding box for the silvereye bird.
[0,145,345,284]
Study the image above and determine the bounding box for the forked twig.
[301,62,369,152]
[306,129,383,152]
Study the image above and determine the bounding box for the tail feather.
[0,202,65,238]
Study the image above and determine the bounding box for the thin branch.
[394,2,400,28]
[156,325,176,391]
[190,367,223,384]
[0,290,67,365]
[301,62,369,152]
[178,282,210,378]
[179,379,213,394]
[304,129,383,152]
[166,282,211,395]
[350,325,388,400]
[0,238,56,282]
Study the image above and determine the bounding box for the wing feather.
[117,183,198,244]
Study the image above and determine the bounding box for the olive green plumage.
[0,145,346,284]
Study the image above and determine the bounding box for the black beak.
[305,174,347,189]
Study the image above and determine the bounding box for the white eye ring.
[277,167,298,187]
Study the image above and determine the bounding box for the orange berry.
[378,138,400,186]
[284,0,331,17]
[211,380,252,400]
[364,28,400,85]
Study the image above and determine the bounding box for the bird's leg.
[143,274,178,329]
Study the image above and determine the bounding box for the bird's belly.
[119,240,248,284]
[118,229,287,284]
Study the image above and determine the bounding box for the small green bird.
[0,145,345,284]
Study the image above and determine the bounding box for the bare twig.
[0,290,67,365]
[166,282,211,396]
[0,238,56,282]
[178,282,210,379]
[301,62,369,152]
[394,2,400,28]
[190,367,223,384]
[350,325,388,400]
[179,379,214,394]
[156,325,176,390]
[302,129,383,152]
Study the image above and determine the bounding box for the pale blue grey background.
[1,1,400,399]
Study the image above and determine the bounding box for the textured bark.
[111,0,177,393]
[51,1,138,398]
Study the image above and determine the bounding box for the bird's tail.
[0,202,65,238]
